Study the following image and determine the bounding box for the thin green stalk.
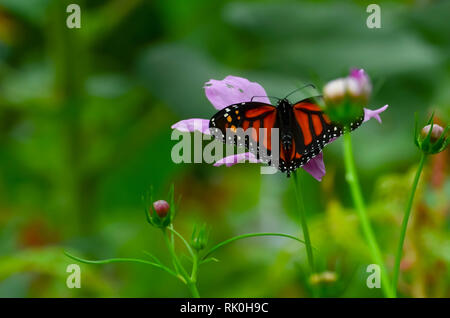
[168,226,195,259]
[162,229,200,298]
[392,153,427,297]
[167,226,200,290]
[186,250,200,298]
[191,251,199,282]
[292,171,315,274]
[202,233,305,260]
[162,229,188,277]
[186,280,200,298]
[343,131,394,298]
[188,248,200,298]
[64,251,180,281]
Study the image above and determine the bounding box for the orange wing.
[291,99,338,156]
[209,102,278,163]
[281,98,364,175]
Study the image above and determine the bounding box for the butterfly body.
[209,96,364,177]
[277,99,296,163]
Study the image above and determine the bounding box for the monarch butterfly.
[209,93,364,177]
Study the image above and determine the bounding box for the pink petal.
[171,118,211,135]
[349,68,368,82]
[363,104,388,123]
[213,152,260,167]
[349,68,371,97]
[204,75,270,110]
[302,152,326,181]
[214,150,325,181]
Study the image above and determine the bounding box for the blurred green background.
[0,0,448,297]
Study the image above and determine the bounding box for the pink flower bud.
[421,124,444,142]
[152,200,170,218]
[349,68,372,99]
[323,69,372,106]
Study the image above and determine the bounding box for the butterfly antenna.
[250,95,281,102]
[284,83,317,99]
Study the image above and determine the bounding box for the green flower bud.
[190,223,209,251]
[144,185,177,229]
[415,115,448,155]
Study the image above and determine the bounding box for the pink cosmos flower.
[172,74,387,181]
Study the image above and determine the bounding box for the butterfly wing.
[287,98,364,169]
[209,98,365,176]
[209,102,278,162]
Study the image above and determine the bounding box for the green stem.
[162,229,189,278]
[191,251,199,283]
[292,171,315,274]
[392,153,427,297]
[202,233,305,260]
[343,131,393,298]
[162,229,200,298]
[168,226,195,259]
[188,250,200,298]
[64,251,180,280]
[187,281,200,298]
[186,251,200,298]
